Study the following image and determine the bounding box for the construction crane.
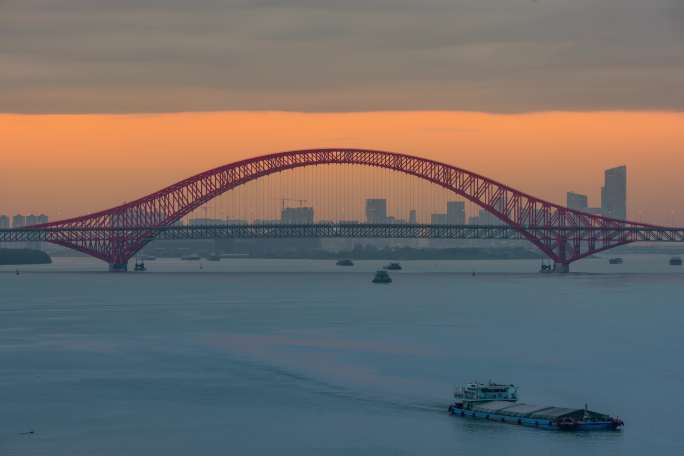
[279,198,308,210]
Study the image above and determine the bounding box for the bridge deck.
[2,223,684,243]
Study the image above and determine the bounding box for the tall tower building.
[446,201,465,225]
[365,199,387,223]
[408,209,417,224]
[0,215,9,229]
[12,214,26,228]
[602,166,627,219]
[566,192,589,211]
[281,206,314,224]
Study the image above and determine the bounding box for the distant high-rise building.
[408,209,417,224]
[431,213,447,225]
[446,201,465,225]
[25,214,48,226]
[365,199,387,223]
[0,215,9,229]
[603,166,627,219]
[12,214,26,228]
[471,208,502,225]
[281,206,314,224]
[26,215,38,226]
[566,192,588,211]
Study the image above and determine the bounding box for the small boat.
[372,270,392,284]
[448,382,623,431]
[669,256,682,266]
[336,259,354,266]
[134,260,146,272]
[181,253,201,261]
[15,269,20,275]
[608,257,623,265]
[384,262,402,271]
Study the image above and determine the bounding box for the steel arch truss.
[30,148,664,266]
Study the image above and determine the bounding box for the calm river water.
[1,256,683,455]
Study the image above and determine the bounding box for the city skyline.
[0,167,664,228]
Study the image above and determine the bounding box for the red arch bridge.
[2,148,683,272]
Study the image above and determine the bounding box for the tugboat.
[448,382,623,431]
[608,257,624,265]
[336,259,354,266]
[384,262,402,271]
[372,270,392,284]
[669,256,682,266]
[134,259,146,272]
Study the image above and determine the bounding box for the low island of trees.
[0,248,52,265]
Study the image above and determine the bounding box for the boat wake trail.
[231,357,446,416]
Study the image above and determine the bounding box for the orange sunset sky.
[1,111,683,225]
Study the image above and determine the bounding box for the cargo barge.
[448,382,623,431]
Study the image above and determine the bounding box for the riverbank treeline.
[0,248,52,265]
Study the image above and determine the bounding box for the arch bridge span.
[26,148,662,271]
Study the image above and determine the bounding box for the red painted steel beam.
[28,148,663,266]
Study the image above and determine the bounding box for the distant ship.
[372,270,392,284]
[181,253,201,261]
[448,382,623,431]
[206,252,221,262]
[383,262,402,271]
[669,256,682,266]
[336,259,354,266]
[608,257,624,265]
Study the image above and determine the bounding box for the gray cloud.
[0,0,682,113]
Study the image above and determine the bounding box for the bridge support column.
[553,262,570,273]
[109,262,128,272]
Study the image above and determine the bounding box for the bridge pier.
[553,262,570,273]
[109,262,128,272]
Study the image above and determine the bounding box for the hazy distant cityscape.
[0,165,628,231]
